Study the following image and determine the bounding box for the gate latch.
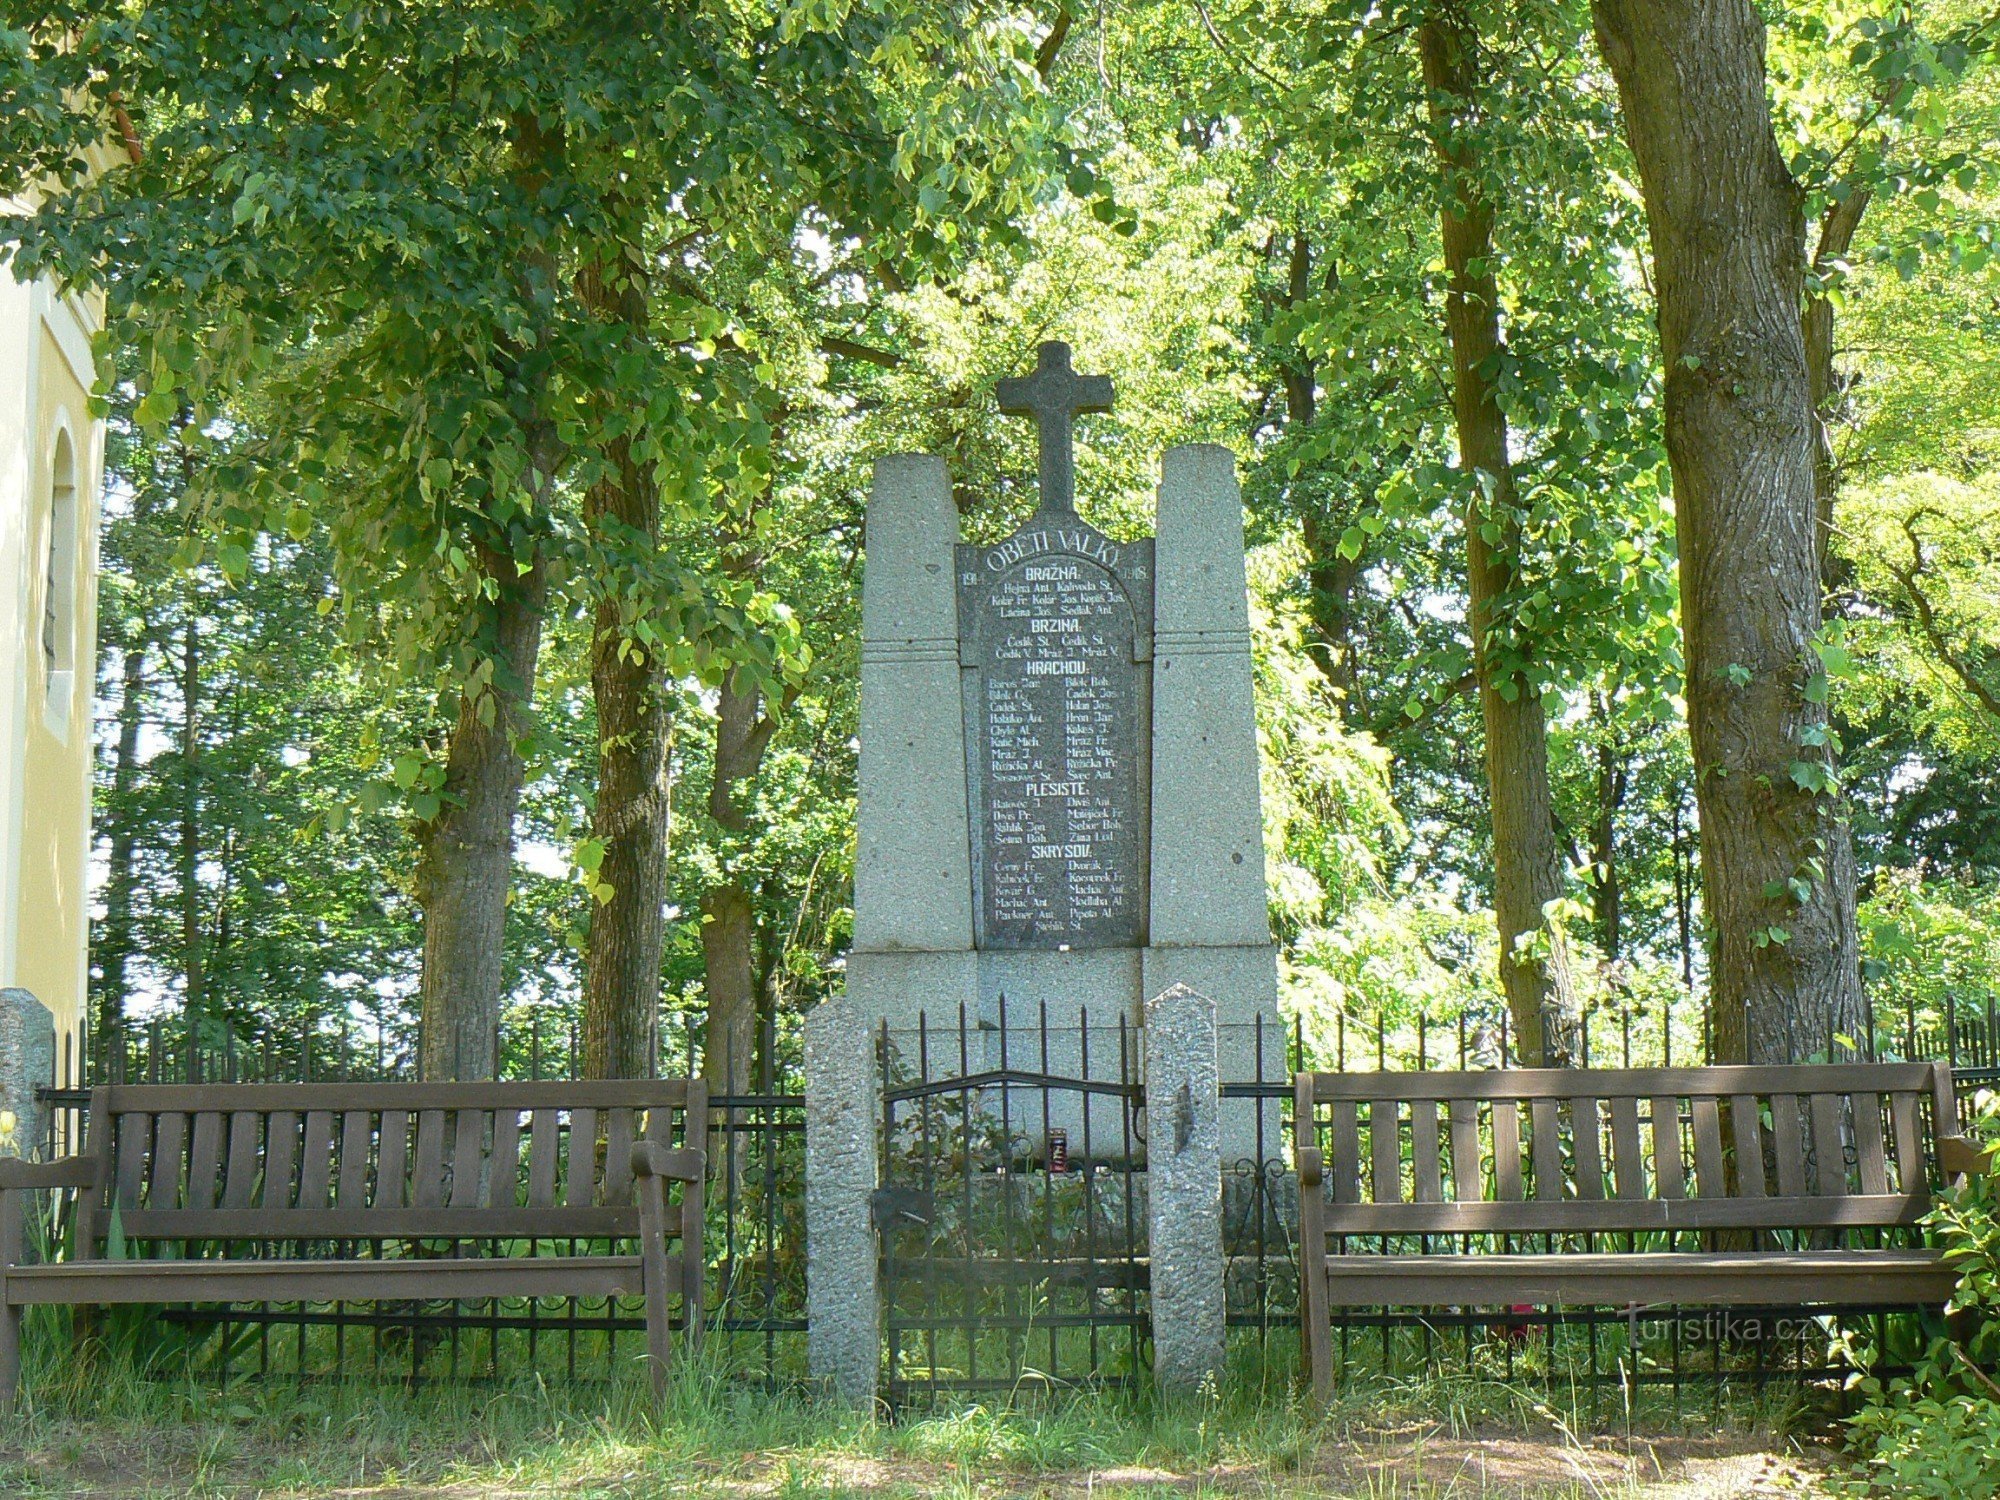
[871,1185,934,1231]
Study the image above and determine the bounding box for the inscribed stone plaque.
[960,517,1153,949]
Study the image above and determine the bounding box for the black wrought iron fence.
[877,1003,1149,1406]
[25,989,1994,1401]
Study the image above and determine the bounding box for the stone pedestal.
[0,990,54,1157]
[1143,982,1225,1392]
[803,995,882,1407]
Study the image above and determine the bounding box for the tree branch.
[1034,10,1073,79]
[1887,509,2000,719]
[819,335,903,370]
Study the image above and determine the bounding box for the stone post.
[805,994,881,1407]
[0,991,54,1157]
[1143,982,1224,1392]
[846,452,979,1036]
[1143,445,1282,1157]
[1147,446,1267,947]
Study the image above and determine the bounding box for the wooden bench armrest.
[1296,1146,1324,1190]
[1938,1134,1999,1180]
[629,1143,704,1184]
[0,1157,100,1192]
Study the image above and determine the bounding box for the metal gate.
[875,1003,1149,1404]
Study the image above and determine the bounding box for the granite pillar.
[1143,982,1224,1392]
[1144,446,1282,1152]
[804,994,881,1407]
[847,453,979,1037]
[0,990,54,1157]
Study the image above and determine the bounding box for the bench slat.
[569,1108,599,1208]
[186,1112,223,1212]
[1448,1099,1479,1202]
[528,1109,560,1208]
[450,1110,486,1210]
[1572,1098,1604,1201]
[1651,1097,1684,1199]
[412,1110,447,1210]
[1299,1063,1940,1101]
[1317,1250,1953,1310]
[1318,1191,1929,1236]
[1493,1102,1522,1202]
[149,1111,187,1212]
[268,1112,302,1211]
[1409,1100,1441,1204]
[1730,1096,1766,1197]
[298,1112,335,1210]
[114,1112,149,1214]
[1891,1091,1924,1195]
[489,1108,523,1209]
[1691,1097,1725,1198]
[1771,1097,1806,1196]
[1329,1101,1360,1205]
[1609,1097,1642,1200]
[262,1111,299,1212]
[83,1081,702,1112]
[376,1111,410,1210]
[1811,1092,1848,1196]
[7,1255,648,1308]
[1530,1099,1560,1203]
[221,1113,261,1211]
[102,1205,663,1241]
[1368,1101,1399,1205]
[601,1110,635,1205]
[337,1111,372,1209]
[1855,1092,1889,1196]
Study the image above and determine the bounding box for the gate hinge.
[871,1185,934,1231]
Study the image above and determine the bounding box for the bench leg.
[637,1176,672,1400]
[0,1295,18,1414]
[1296,1153,1334,1406]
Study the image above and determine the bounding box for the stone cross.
[996,341,1113,519]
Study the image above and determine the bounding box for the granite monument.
[842,342,1280,1070]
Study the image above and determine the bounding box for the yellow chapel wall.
[1,276,104,1056]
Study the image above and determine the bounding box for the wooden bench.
[1295,1062,1990,1400]
[0,1079,707,1406]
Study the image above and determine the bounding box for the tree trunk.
[1591,703,1629,962]
[578,251,672,1081]
[94,628,149,1074]
[1804,190,1869,591]
[1591,0,1866,1064]
[699,882,757,1096]
[1419,9,1580,1067]
[1276,232,1367,713]
[413,108,562,1083]
[700,669,784,1097]
[580,568,672,1079]
[415,552,547,1080]
[178,609,205,1024]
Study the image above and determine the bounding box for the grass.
[0,1338,1848,1500]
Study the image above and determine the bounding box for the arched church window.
[43,429,78,697]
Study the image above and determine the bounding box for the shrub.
[1844,1112,2000,1497]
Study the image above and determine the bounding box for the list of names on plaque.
[962,525,1147,948]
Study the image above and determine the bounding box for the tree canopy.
[2,0,1995,1077]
